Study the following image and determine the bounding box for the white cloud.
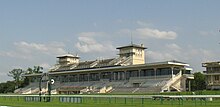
[199,31,216,36]
[185,48,217,72]
[146,42,218,72]
[10,65,23,69]
[39,63,51,70]
[75,36,114,53]
[135,28,177,39]
[136,20,152,27]
[186,48,216,62]
[75,32,114,53]
[166,44,181,50]
[14,41,66,55]
[78,32,105,37]
[0,41,66,59]
[0,75,11,83]
[148,43,216,62]
[147,44,182,62]
[118,27,177,40]
[147,50,175,62]
[165,43,182,53]
[0,51,31,59]
[0,51,15,57]
[14,41,47,54]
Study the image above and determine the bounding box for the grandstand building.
[20,43,194,94]
[203,61,220,90]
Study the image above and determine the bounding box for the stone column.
[113,72,116,80]
[122,71,125,80]
[139,69,141,78]
[88,73,90,82]
[117,72,119,80]
[171,67,174,79]
[77,74,79,82]
[99,72,101,81]
[188,80,191,91]
[124,71,127,80]
[154,68,157,79]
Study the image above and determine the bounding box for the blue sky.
[1,0,220,82]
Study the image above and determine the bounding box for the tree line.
[0,66,43,93]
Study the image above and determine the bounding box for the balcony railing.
[204,71,220,74]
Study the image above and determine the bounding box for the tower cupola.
[57,54,80,65]
[116,43,147,65]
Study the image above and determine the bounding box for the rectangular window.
[140,69,154,76]
[215,75,219,81]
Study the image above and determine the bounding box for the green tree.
[26,67,33,74]
[26,66,43,74]
[23,66,43,86]
[0,81,16,93]
[191,72,206,91]
[33,66,43,73]
[2,81,15,93]
[8,68,24,89]
[20,77,29,88]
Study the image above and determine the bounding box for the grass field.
[0,95,220,107]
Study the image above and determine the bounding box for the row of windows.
[207,67,220,72]
[134,53,142,57]
[30,67,183,82]
[50,68,180,82]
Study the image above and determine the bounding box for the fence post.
[141,98,144,105]
[115,97,116,104]
[171,98,173,106]
[160,97,163,104]
[109,97,111,103]
[195,98,197,106]
[200,98,202,105]
[180,98,183,105]
[124,98,127,104]
[94,97,96,103]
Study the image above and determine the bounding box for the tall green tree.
[8,68,24,89]
[33,66,43,73]
[26,67,33,74]
[26,66,43,74]
[191,72,206,91]
[24,66,43,85]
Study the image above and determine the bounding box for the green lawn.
[0,95,220,107]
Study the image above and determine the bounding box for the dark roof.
[57,54,80,58]
[48,60,191,75]
[202,61,220,67]
[75,61,96,69]
[146,60,188,65]
[96,58,115,67]
[116,44,147,49]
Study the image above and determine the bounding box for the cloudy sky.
[1,0,220,82]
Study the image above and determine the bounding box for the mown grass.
[0,95,220,107]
